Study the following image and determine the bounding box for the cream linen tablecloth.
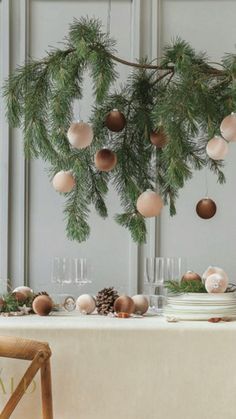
[0,313,235,419]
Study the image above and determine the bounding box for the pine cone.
[96,287,119,315]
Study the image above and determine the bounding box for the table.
[0,313,235,419]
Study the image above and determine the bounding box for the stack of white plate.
[164,292,236,320]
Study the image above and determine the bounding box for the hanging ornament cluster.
[5,16,236,244]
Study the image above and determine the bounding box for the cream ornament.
[52,171,75,193]
[67,121,93,149]
[220,112,236,142]
[136,190,163,217]
[131,295,149,315]
[202,266,229,284]
[76,294,96,314]
[206,136,229,160]
[205,273,228,293]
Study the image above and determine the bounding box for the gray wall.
[1,0,236,294]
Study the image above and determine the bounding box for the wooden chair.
[0,336,53,419]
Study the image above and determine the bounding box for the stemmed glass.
[145,257,165,293]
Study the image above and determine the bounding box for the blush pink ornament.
[67,121,93,149]
[205,273,228,293]
[52,171,75,193]
[131,295,149,315]
[13,286,34,299]
[202,266,229,284]
[136,190,163,217]
[206,136,228,160]
[76,294,96,314]
[220,112,236,142]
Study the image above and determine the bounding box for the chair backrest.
[0,335,53,419]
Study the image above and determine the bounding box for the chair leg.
[41,359,53,419]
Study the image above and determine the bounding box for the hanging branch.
[3,17,236,244]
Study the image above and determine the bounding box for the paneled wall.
[1,0,236,293]
[0,0,157,295]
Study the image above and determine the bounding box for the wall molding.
[0,0,10,289]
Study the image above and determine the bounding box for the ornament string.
[205,168,209,197]
[107,0,112,34]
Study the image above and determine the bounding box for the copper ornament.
[94,148,117,172]
[32,295,53,316]
[114,296,135,314]
[105,109,126,132]
[196,198,217,219]
[181,271,202,282]
[150,128,168,148]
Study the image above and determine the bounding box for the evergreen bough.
[3,17,236,243]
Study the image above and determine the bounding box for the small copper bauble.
[52,171,75,193]
[114,296,135,314]
[181,271,202,283]
[105,109,126,132]
[196,198,217,219]
[13,286,34,299]
[94,148,117,172]
[150,128,168,148]
[12,291,27,303]
[220,112,236,142]
[32,295,53,316]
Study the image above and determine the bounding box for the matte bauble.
[131,295,149,315]
[12,291,27,303]
[114,296,135,314]
[76,294,96,314]
[206,136,229,160]
[105,109,126,132]
[52,171,75,193]
[150,128,168,148]
[202,266,229,284]
[13,286,33,299]
[181,271,202,282]
[32,295,53,316]
[220,112,236,142]
[94,149,117,172]
[205,273,228,293]
[67,121,93,149]
[136,190,163,217]
[196,198,217,219]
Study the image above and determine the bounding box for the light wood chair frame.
[0,336,53,419]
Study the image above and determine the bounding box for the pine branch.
[165,280,207,294]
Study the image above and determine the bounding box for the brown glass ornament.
[150,127,168,148]
[105,109,126,132]
[114,296,135,314]
[94,148,117,172]
[196,198,217,219]
[181,271,202,283]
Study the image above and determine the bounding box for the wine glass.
[73,258,92,285]
[145,257,165,294]
[166,257,183,282]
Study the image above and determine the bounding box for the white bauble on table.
[220,112,236,142]
[131,295,149,315]
[206,136,228,160]
[136,190,163,217]
[76,294,96,314]
[52,171,75,193]
[67,121,93,149]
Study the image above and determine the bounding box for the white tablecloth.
[0,313,236,419]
